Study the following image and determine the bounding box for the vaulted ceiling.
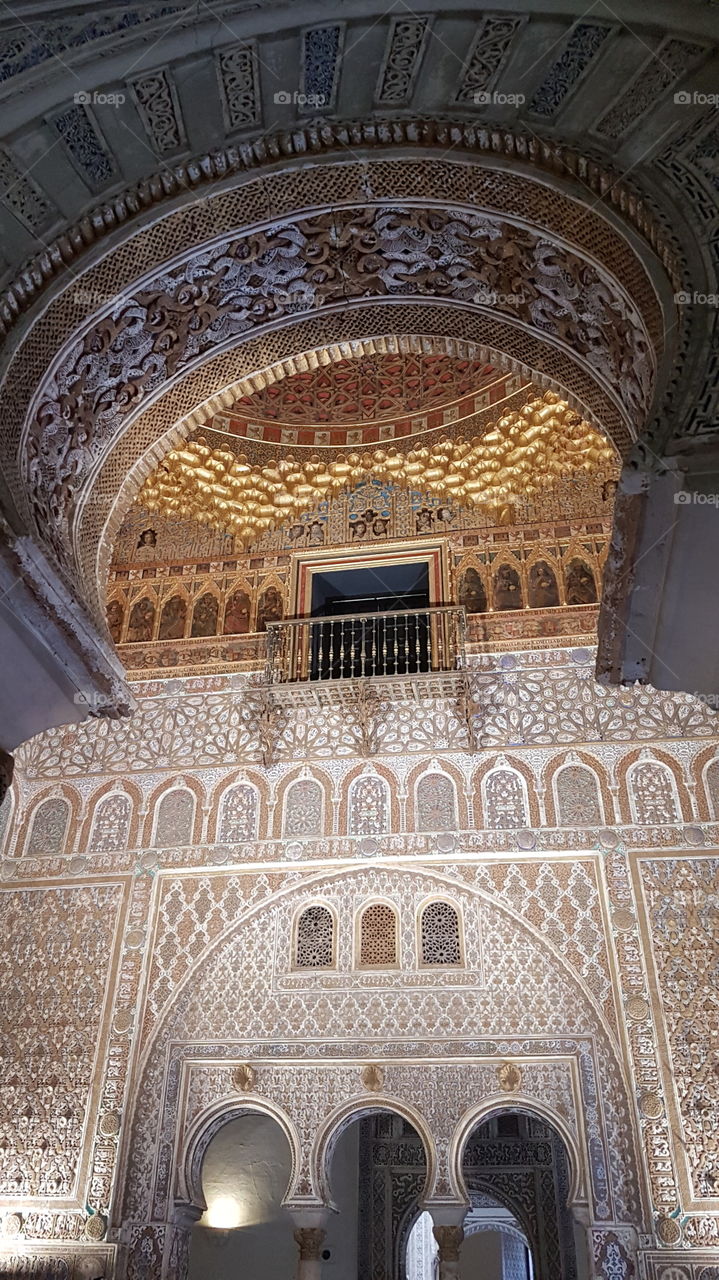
[0,0,717,749]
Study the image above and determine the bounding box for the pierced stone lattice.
[359,904,398,967]
[420,901,461,966]
[154,789,195,846]
[218,784,258,842]
[27,798,70,857]
[349,776,389,836]
[555,766,603,827]
[416,773,457,832]
[629,763,679,825]
[284,780,323,838]
[295,905,334,968]
[89,792,132,852]
[485,770,528,829]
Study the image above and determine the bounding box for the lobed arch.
[313,1097,436,1210]
[17,782,82,859]
[0,139,676,644]
[450,1099,586,1213]
[178,1095,301,1216]
[343,762,399,835]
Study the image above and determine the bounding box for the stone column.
[288,1206,330,1280]
[293,1225,326,1279]
[432,1223,464,1280]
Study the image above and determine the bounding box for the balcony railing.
[266,606,466,685]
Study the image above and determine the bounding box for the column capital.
[432,1223,464,1262]
[293,1227,326,1261]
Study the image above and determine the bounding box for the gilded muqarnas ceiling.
[139,391,615,546]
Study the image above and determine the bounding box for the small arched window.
[295,905,334,969]
[349,775,390,836]
[284,779,323,838]
[218,783,259,842]
[416,773,457,832]
[89,793,132,852]
[359,903,398,968]
[629,762,679,825]
[420,901,461,966]
[154,788,195,846]
[555,766,603,827]
[484,770,528,829]
[27,797,70,857]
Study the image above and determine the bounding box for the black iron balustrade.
[265,606,466,684]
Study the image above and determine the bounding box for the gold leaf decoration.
[139,392,615,549]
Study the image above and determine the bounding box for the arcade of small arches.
[181,1098,584,1280]
[10,749,719,860]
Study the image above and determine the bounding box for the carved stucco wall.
[0,647,718,1275]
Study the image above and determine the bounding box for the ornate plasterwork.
[455,16,524,104]
[0,120,681,349]
[0,145,666,629]
[529,23,613,119]
[597,38,709,140]
[25,201,652,557]
[129,69,186,156]
[376,18,430,105]
[0,147,56,232]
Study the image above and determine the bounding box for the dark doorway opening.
[309,562,431,679]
